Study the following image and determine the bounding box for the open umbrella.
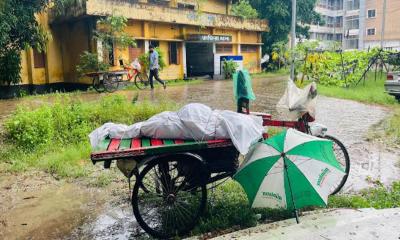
[234,128,345,223]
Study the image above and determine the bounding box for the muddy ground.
[0,76,399,239]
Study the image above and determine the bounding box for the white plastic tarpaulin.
[89,103,264,155]
[276,79,317,120]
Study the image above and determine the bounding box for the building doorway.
[186,43,214,77]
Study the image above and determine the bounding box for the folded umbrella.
[234,128,345,223]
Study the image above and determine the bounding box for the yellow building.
[6,0,268,97]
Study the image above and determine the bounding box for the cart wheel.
[132,155,207,239]
[104,74,119,93]
[323,135,350,195]
[92,76,105,93]
[134,73,149,90]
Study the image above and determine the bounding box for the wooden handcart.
[90,113,350,239]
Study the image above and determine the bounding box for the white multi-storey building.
[309,0,366,50]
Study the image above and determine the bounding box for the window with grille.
[168,42,179,65]
[216,44,233,53]
[241,45,258,53]
[367,9,376,18]
[367,28,376,36]
[33,49,46,68]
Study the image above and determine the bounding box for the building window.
[129,40,144,62]
[169,42,179,65]
[107,41,115,66]
[33,49,46,68]
[216,44,233,53]
[367,28,376,36]
[367,9,376,18]
[241,45,258,53]
[149,40,160,48]
[346,0,359,11]
[148,0,169,6]
[177,3,195,10]
[345,15,359,31]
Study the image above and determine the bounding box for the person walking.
[233,69,255,114]
[148,45,166,89]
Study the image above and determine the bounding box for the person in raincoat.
[233,69,256,114]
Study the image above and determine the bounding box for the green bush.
[1,94,175,177]
[76,51,109,75]
[223,59,238,79]
[138,47,166,71]
[4,94,175,152]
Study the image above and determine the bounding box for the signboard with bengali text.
[186,34,232,42]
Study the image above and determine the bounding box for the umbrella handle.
[294,210,300,224]
[284,157,300,224]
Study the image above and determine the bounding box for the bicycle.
[87,59,149,93]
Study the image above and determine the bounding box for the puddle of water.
[0,173,103,240]
[0,76,287,121]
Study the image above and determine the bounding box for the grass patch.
[0,94,176,178]
[251,68,289,79]
[190,179,400,236]
[193,180,291,236]
[317,72,398,106]
[329,181,400,209]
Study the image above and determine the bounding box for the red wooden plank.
[108,139,121,151]
[131,138,142,149]
[151,139,163,146]
[207,139,228,144]
[174,139,184,144]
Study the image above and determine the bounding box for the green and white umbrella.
[234,128,345,221]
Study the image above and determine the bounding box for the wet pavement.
[1,75,399,239]
[209,208,400,240]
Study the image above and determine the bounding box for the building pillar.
[97,40,103,62]
[237,31,241,54]
[26,50,34,85]
[182,42,187,77]
[359,0,366,50]
[144,40,149,52]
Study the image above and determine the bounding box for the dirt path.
[316,96,400,192]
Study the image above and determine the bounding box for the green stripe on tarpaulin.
[234,155,281,205]
[284,158,326,210]
[141,138,151,147]
[287,140,344,172]
[119,139,131,150]
[96,139,111,151]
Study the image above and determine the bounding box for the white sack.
[276,79,317,120]
[89,103,264,155]
[89,122,142,148]
[215,110,264,155]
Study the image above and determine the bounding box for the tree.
[231,0,258,19]
[0,0,49,85]
[249,0,322,54]
[76,13,136,74]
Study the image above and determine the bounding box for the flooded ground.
[0,76,399,239]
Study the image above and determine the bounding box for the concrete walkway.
[210,208,400,240]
